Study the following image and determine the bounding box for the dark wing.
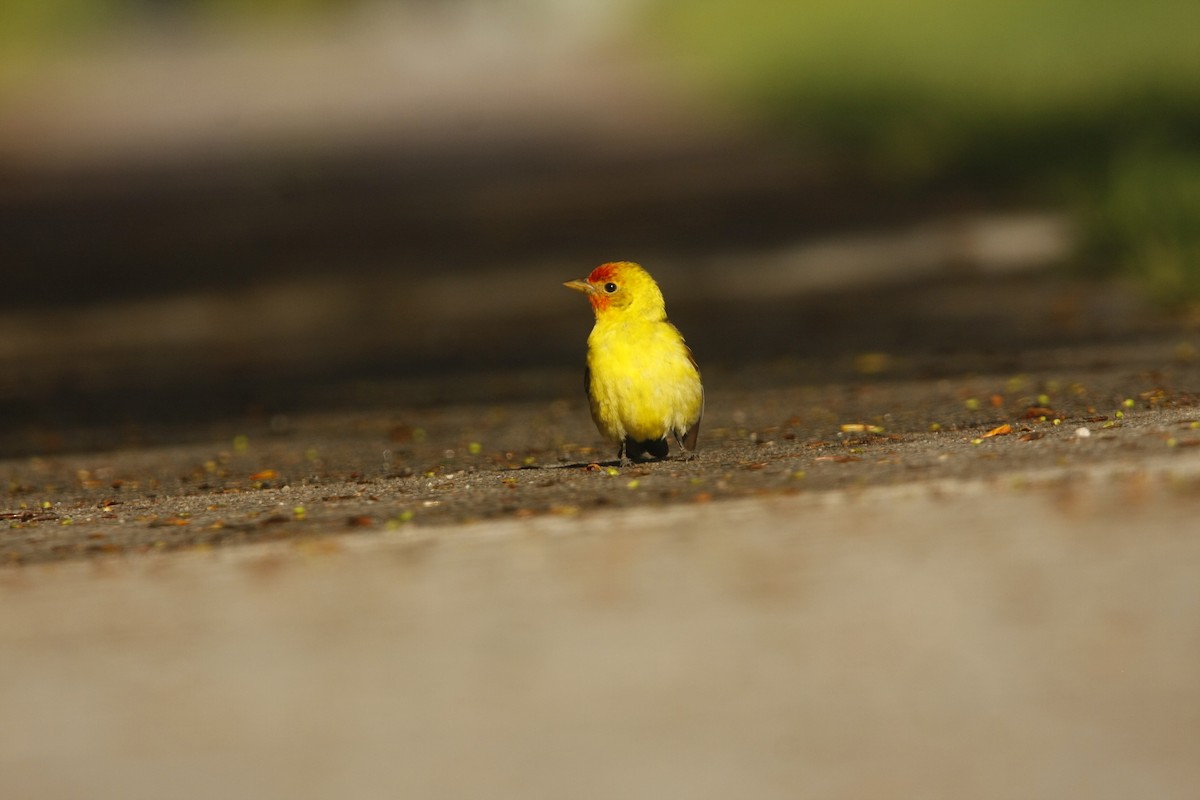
[678,343,703,453]
[679,396,702,452]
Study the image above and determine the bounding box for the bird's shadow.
[545,454,697,471]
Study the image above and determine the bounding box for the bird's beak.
[563,279,593,295]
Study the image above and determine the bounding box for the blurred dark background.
[2,0,1198,454]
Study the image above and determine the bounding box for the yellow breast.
[586,316,703,444]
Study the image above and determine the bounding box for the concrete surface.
[3,473,1199,800]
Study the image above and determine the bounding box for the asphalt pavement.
[4,267,1200,798]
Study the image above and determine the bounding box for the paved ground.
[4,457,1200,800]
[4,270,1200,798]
[3,264,1199,564]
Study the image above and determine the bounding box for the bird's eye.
[603,282,618,293]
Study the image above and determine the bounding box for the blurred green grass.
[0,0,340,60]
[1084,148,1200,305]
[0,0,123,60]
[648,0,1200,304]
[0,0,344,92]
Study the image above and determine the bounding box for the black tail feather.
[624,436,669,461]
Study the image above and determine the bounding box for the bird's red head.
[588,264,619,283]
[584,263,621,312]
[563,261,664,320]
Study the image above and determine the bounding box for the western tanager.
[564,261,703,464]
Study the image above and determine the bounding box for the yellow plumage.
[564,261,703,463]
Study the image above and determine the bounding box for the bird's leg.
[617,440,631,467]
[674,431,698,461]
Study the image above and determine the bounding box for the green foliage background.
[647,0,1200,304]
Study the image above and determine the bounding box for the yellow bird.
[564,261,703,464]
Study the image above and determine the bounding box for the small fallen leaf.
[981,423,1012,438]
[249,469,279,481]
[840,423,886,434]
